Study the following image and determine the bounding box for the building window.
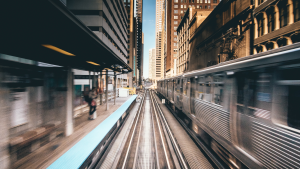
[197,5,199,8]
[174,32,177,35]
[279,0,289,28]
[174,5,178,8]
[181,5,183,8]
[205,5,207,9]
[181,10,184,14]
[267,7,275,33]
[205,0,207,3]
[174,43,177,46]
[200,0,203,3]
[174,26,178,30]
[174,37,177,41]
[208,0,210,3]
[277,38,287,47]
[200,5,202,9]
[266,42,274,50]
[174,21,178,24]
[291,33,300,43]
[257,0,264,5]
[174,0,178,2]
[213,0,217,3]
[294,0,300,22]
[208,5,210,9]
[197,0,200,2]
[174,15,178,19]
[175,10,178,14]
[213,5,217,9]
[257,14,264,37]
[184,5,186,8]
[256,46,263,53]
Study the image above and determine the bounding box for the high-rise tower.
[136,0,143,85]
[149,48,156,80]
[124,0,137,87]
[155,0,165,82]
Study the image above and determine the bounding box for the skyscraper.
[124,0,137,87]
[149,48,156,80]
[155,0,165,82]
[136,0,143,85]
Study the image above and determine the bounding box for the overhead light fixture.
[86,61,100,66]
[42,44,75,56]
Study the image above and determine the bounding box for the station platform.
[11,96,136,169]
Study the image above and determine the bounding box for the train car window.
[197,76,205,100]
[236,71,272,117]
[236,76,245,113]
[180,79,183,93]
[205,76,212,102]
[277,65,300,129]
[213,74,224,105]
[168,81,172,92]
[183,78,187,95]
[191,78,197,98]
[176,79,180,92]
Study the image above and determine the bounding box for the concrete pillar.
[114,72,117,105]
[286,37,293,45]
[254,17,258,39]
[274,5,280,30]
[65,67,74,136]
[100,71,103,105]
[262,44,267,52]
[263,12,268,35]
[106,69,109,111]
[121,74,123,88]
[288,0,294,25]
[128,72,133,88]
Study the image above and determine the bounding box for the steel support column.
[65,67,74,136]
[93,71,96,87]
[114,72,117,105]
[100,71,103,105]
[106,69,109,111]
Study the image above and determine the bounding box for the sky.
[142,0,156,78]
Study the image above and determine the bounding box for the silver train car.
[157,43,300,169]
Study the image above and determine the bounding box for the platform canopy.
[0,0,131,73]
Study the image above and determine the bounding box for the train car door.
[165,80,168,97]
[190,77,197,115]
[172,79,175,102]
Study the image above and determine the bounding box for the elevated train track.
[98,89,220,169]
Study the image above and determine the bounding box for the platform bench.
[10,121,61,162]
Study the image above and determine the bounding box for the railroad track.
[112,90,186,169]
[98,89,217,169]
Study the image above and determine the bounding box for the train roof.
[158,42,300,82]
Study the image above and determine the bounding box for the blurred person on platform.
[88,87,98,120]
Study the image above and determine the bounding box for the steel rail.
[121,93,145,169]
[150,90,172,169]
[150,90,189,169]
